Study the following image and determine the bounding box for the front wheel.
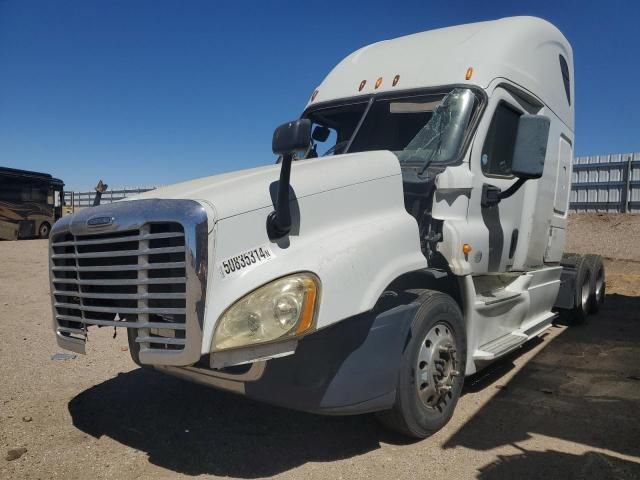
[376,290,466,438]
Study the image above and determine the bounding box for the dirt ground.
[1,214,639,479]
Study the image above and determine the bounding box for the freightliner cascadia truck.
[49,16,605,438]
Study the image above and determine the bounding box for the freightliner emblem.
[87,216,114,227]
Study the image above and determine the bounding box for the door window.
[481,102,521,177]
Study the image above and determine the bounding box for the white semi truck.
[50,16,605,438]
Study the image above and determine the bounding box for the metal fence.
[64,187,155,210]
[570,152,640,213]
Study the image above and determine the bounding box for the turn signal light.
[465,67,474,80]
[463,243,472,255]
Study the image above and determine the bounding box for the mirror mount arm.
[267,153,293,239]
[481,177,527,208]
[499,177,527,201]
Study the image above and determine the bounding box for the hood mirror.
[272,119,312,156]
[268,119,311,239]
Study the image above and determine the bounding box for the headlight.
[212,273,320,351]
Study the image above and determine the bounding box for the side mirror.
[481,114,551,208]
[511,114,550,180]
[268,119,311,240]
[312,125,330,142]
[272,119,312,156]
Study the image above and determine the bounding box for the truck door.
[467,87,532,273]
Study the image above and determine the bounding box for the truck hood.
[131,151,401,220]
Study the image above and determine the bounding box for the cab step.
[473,332,528,361]
[473,312,556,361]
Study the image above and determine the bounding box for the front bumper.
[157,302,419,415]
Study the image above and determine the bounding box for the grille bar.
[53,290,186,300]
[52,246,185,259]
[54,303,186,315]
[55,315,187,330]
[52,277,186,286]
[52,262,186,272]
[57,326,85,335]
[52,231,184,247]
[135,336,186,346]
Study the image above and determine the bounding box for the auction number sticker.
[218,245,275,278]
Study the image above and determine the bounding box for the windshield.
[305,101,368,157]
[304,88,479,169]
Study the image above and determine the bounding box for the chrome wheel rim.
[415,322,459,409]
[580,274,590,311]
[595,268,604,303]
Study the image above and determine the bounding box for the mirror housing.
[272,119,312,156]
[481,114,551,208]
[511,114,550,179]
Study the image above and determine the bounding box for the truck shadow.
[444,293,640,463]
[67,293,640,477]
[68,367,381,477]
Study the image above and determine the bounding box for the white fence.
[570,152,640,213]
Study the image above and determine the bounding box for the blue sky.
[1,0,638,190]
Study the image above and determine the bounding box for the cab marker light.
[465,67,474,80]
[392,74,400,86]
[358,79,367,91]
[310,89,319,102]
[375,77,383,89]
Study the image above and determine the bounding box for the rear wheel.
[584,254,605,313]
[38,222,51,239]
[376,290,466,438]
[561,254,593,324]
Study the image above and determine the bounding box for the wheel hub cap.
[415,322,459,408]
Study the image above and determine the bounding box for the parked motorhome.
[0,167,64,240]
[49,16,604,438]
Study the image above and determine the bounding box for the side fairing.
[200,152,427,354]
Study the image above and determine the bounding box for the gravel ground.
[565,213,640,262]
[1,215,639,479]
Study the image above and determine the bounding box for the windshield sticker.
[218,245,275,279]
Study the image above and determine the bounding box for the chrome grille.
[51,223,189,350]
[49,199,208,366]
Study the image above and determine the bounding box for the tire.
[584,254,605,313]
[38,222,51,239]
[376,289,466,438]
[561,255,593,324]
